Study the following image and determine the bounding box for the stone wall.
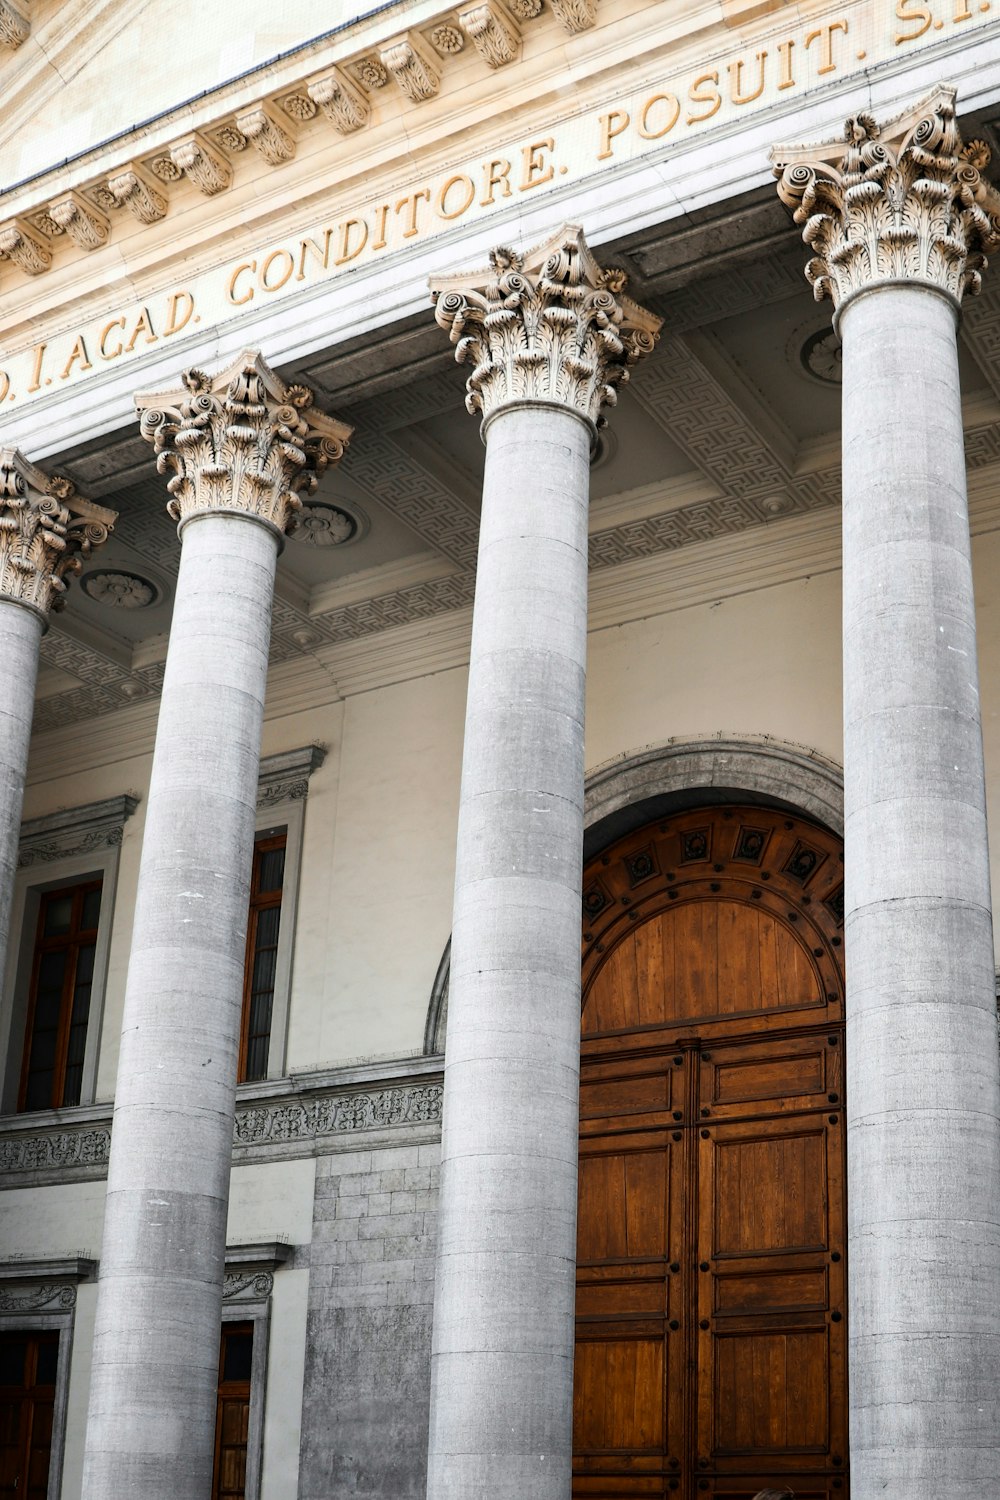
[299,1141,440,1498]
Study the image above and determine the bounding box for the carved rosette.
[430,224,661,430]
[772,86,1000,314]
[0,450,117,619]
[135,350,354,538]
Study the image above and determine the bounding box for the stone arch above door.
[423,735,844,1056]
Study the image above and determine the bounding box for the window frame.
[0,1305,75,1500]
[1,843,122,1118]
[219,1294,271,1500]
[17,878,104,1114]
[243,799,304,1085]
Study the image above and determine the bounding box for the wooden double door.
[574,806,849,1500]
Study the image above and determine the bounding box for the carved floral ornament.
[135,351,353,537]
[430,224,662,430]
[771,85,1000,317]
[0,450,117,619]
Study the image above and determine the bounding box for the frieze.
[256,745,326,809]
[18,794,139,868]
[223,1271,274,1301]
[0,1283,76,1313]
[0,1069,443,1187]
[232,1082,444,1148]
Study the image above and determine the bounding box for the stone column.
[0,451,115,1013]
[81,354,351,1500]
[773,89,1000,1498]
[426,227,659,1499]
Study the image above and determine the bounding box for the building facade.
[2,2,1000,1498]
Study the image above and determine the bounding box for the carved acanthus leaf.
[0,0,28,48]
[771,85,1000,309]
[235,105,296,166]
[170,132,232,195]
[430,223,662,428]
[0,218,51,274]
[549,0,597,32]
[107,166,168,224]
[379,32,440,102]
[307,68,370,133]
[135,350,354,536]
[48,192,110,252]
[458,0,520,66]
[0,450,117,617]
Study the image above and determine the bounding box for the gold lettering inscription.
[297,233,333,281]
[99,317,126,359]
[638,94,680,140]
[480,158,513,205]
[227,261,257,305]
[336,218,368,264]
[27,344,47,394]
[598,110,630,160]
[437,173,476,220]
[260,248,295,292]
[895,0,933,40]
[372,204,390,251]
[395,189,430,238]
[805,18,849,72]
[729,51,767,104]
[687,71,721,124]
[125,308,157,353]
[164,291,195,336]
[521,138,555,189]
[0,370,9,403]
[777,39,796,89]
[60,335,93,380]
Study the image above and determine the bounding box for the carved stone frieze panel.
[223,1272,274,1302]
[0,1283,77,1312]
[257,745,326,808]
[107,165,167,224]
[136,351,352,536]
[0,1124,111,1177]
[169,132,233,195]
[47,192,110,251]
[0,450,117,618]
[431,223,661,427]
[772,85,1000,312]
[379,32,441,102]
[306,67,369,133]
[458,1,520,67]
[232,1080,444,1149]
[18,794,139,868]
[0,1,29,48]
[235,106,296,166]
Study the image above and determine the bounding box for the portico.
[2,4,1000,1500]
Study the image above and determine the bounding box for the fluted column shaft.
[426,227,660,1499]
[773,90,1000,1497]
[81,510,278,1497]
[81,353,350,1499]
[841,282,1000,1495]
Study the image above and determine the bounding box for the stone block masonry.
[298,1142,440,1499]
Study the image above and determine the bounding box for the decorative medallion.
[680,828,709,862]
[825,886,845,925]
[81,570,159,608]
[216,125,249,152]
[149,155,183,182]
[431,24,465,52]
[281,93,317,120]
[800,328,842,386]
[624,846,658,886]
[355,57,388,89]
[734,826,768,863]
[290,502,360,547]
[582,882,609,919]
[783,840,826,883]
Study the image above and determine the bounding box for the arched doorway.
[574,804,848,1500]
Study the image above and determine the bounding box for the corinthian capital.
[430,224,661,430]
[771,85,1000,314]
[0,450,117,620]
[135,351,354,537]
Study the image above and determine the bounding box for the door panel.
[575,806,848,1500]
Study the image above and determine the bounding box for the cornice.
[0,0,605,286]
[257,744,327,808]
[18,793,139,867]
